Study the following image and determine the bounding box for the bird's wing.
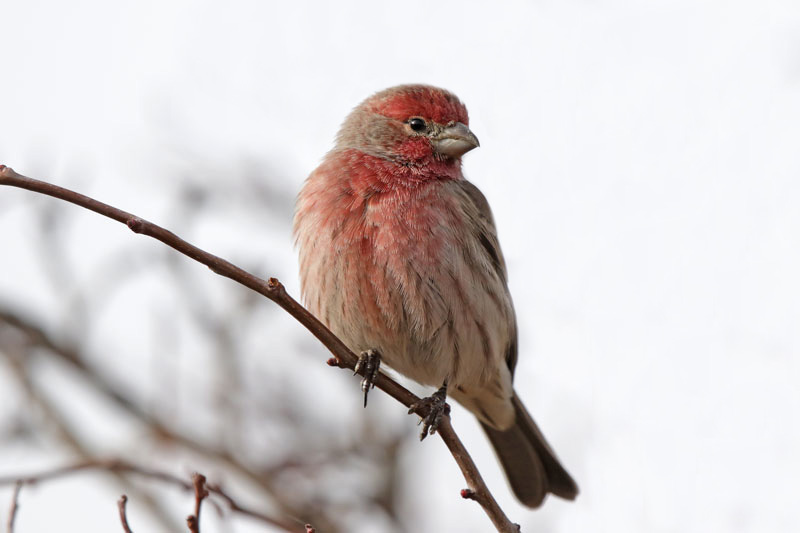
[455,179,519,377]
[456,179,508,282]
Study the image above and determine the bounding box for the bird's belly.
[296,182,516,427]
[311,217,507,391]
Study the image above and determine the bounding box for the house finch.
[294,85,578,507]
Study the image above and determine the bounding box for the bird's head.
[335,85,479,166]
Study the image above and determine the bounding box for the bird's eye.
[408,117,427,132]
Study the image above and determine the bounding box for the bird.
[293,84,578,507]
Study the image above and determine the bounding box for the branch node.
[267,277,283,292]
[461,488,477,500]
[192,472,209,500]
[127,218,145,234]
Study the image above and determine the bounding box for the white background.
[1,1,799,532]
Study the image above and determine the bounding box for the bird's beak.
[432,122,480,158]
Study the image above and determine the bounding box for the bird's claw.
[354,349,381,407]
[408,385,450,440]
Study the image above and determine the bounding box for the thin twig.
[118,495,134,533]
[0,165,520,533]
[0,460,303,533]
[6,481,21,533]
[187,473,208,533]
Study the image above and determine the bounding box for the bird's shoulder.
[449,179,507,282]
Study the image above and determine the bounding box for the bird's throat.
[342,149,463,195]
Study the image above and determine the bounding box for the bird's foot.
[354,349,381,407]
[408,384,450,441]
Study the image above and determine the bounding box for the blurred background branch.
[1,460,302,532]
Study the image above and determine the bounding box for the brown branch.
[118,495,134,533]
[6,481,21,533]
[0,459,303,533]
[0,165,520,533]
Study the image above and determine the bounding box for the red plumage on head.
[365,85,469,126]
[331,85,472,181]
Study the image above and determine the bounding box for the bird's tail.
[480,392,578,508]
